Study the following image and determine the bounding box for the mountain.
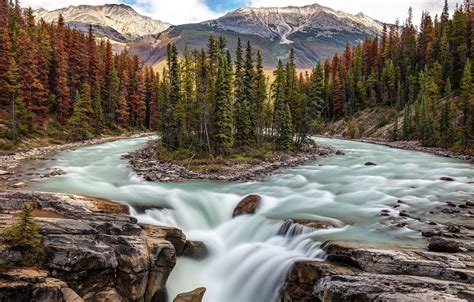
[204,5,383,44]
[33,3,384,68]
[33,4,171,42]
[129,3,384,68]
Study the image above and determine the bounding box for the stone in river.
[232,195,262,217]
[440,177,455,181]
[173,287,206,302]
[428,236,462,253]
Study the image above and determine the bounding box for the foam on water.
[31,136,474,302]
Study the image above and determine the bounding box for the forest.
[321,1,474,153]
[0,0,160,147]
[0,0,473,156]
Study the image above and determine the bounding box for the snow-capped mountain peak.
[33,4,171,42]
[204,3,383,44]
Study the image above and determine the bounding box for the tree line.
[320,0,474,151]
[0,0,160,144]
[157,38,324,155]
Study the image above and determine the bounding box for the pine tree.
[235,41,255,146]
[3,204,44,266]
[161,43,181,149]
[93,84,105,133]
[254,50,267,142]
[459,59,473,149]
[298,63,324,146]
[213,52,234,155]
[67,86,93,141]
[276,102,293,151]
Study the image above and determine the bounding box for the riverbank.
[0,132,154,189]
[1,190,472,301]
[323,135,474,164]
[124,140,340,182]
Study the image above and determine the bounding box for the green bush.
[3,204,44,266]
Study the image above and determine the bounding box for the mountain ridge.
[33,4,171,42]
[33,3,385,68]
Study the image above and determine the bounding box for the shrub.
[3,204,44,266]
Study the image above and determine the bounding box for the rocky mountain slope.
[33,3,384,68]
[131,3,384,68]
[33,4,171,42]
[204,4,383,44]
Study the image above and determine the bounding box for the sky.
[23,0,464,25]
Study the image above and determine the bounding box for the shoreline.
[124,140,341,182]
[0,132,154,189]
[321,135,474,164]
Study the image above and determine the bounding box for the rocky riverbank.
[0,190,205,302]
[280,195,474,301]
[355,138,474,164]
[229,192,474,300]
[124,140,340,182]
[0,133,154,189]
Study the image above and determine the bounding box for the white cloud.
[249,0,464,24]
[20,0,222,24]
[132,0,221,24]
[19,0,465,25]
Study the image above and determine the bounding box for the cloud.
[248,0,464,24]
[20,0,222,24]
[19,0,465,25]
[132,0,221,24]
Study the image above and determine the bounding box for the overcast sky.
[22,0,464,25]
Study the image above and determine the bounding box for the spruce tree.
[459,59,473,150]
[3,204,44,266]
[213,52,234,155]
[254,50,267,142]
[277,102,293,151]
[67,86,93,141]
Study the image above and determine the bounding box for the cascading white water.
[32,136,474,302]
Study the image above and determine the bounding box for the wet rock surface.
[124,140,337,182]
[0,190,179,302]
[232,194,262,217]
[281,196,474,302]
[173,287,206,302]
[281,241,474,301]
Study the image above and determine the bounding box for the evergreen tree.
[213,52,234,155]
[254,50,267,142]
[67,86,93,141]
[276,102,293,151]
[297,63,324,146]
[459,59,473,149]
[2,204,44,266]
[161,43,181,149]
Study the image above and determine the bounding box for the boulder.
[324,242,473,283]
[314,274,472,301]
[281,261,356,302]
[173,287,206,302]
[183,240,208,259]
[232,195,262,217]
[0,191,182,302]
[0,268,82,302]
[142,224,186,256]
[428,236,462,253]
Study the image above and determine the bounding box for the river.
[30,136,474,302]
